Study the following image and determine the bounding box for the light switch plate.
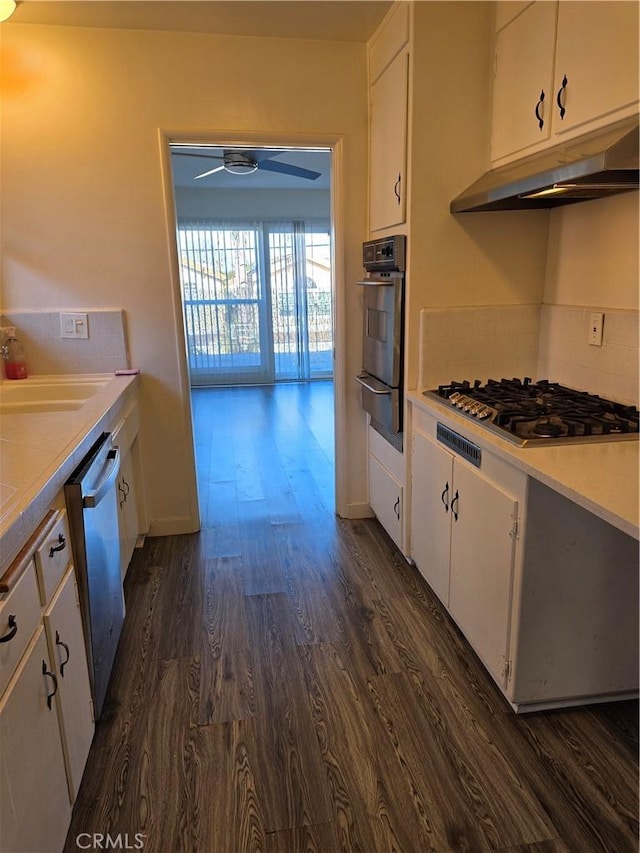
[60,312,89,339]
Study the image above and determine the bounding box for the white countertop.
[408,389,639,540]
[0,374,139,573]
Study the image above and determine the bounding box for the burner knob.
[449,392,461,405]
[477,407,491,420]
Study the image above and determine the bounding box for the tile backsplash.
[0,310,129,375]
[537,305,639,406]
[418,305,541,390]
[418,303,639,407]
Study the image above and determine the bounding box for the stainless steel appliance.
[424,378,640,446]
[65,433,123,719]
[451,119,639,212]
[356,235,406,451]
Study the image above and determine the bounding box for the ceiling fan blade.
[257,159,321,181]
[194,164,226,179]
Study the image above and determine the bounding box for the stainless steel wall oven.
[355,235,406,451]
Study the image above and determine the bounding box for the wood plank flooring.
[65,382,639,852]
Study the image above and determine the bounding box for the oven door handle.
[355,374,392,395]
[355,279,396,286]
[83,448,121,509]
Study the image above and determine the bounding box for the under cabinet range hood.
[450,120,639,213]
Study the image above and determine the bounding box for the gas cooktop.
[423,378,640,447]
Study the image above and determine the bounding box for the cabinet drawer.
[0,559,41,697]
[34,510,72,605]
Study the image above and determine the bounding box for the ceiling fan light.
[223,153,258,175]
[0,0,16,22]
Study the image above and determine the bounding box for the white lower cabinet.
[411,428,518,686]
[1,505,97,852]
[410,430,453,606]
[117,446,140,580]
[410,404,638,711]
[0,628,71,853]
[44,566,94,801]
[447,460,518,687]
[369,452,403,549]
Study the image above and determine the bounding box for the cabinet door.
[448,462,518,686]
[0,560,41,698]
[45,566,94,802]
[491,1,557,163]
[0,628,71,853]
[410,432,453,606]
[117,449,139,580]
[369,453,403,549]
[370,49,409,232]
[553,1,639,137]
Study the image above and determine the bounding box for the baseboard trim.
[344,502,375,520]
[147,516,200,537]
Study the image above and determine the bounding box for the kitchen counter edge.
[0,374,139,575]
[408,390,639,541]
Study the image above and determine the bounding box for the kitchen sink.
[0,376,111,415]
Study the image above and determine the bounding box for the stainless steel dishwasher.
[65,432,124,719]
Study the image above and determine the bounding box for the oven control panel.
[363,235,406,272]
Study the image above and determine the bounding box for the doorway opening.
[170,145,333,388]
[167,143,336,517]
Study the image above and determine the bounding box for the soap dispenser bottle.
[1,328,28,380]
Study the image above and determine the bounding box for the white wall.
[0,24,369,532]
[545,192,639,310]
[538,191,639,404]
[406,1,551,391]
[174,187,330,221]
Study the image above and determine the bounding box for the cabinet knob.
[451,489,459,522]
[42,660,59,710]
[0,614,17,644]
[556,74,568,119]
[49,533,66,558]
[535,90,545,130]
[55,630,71,677]
[441,481,450,512]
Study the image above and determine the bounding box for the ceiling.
[171,146,332,190]
[9,1,393,42]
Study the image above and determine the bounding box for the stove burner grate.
[431,378,639,445]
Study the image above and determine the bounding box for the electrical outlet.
[588,311,604,347]
[60,312,89,339]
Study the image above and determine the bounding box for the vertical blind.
[177,219,332,385]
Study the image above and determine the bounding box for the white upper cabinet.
[494,1,534,32]
[491,1,557,163]
[553,1,639,137]
[368,2,410,233]
[491,1,640,165]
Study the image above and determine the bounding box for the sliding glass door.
[177,220,332,386]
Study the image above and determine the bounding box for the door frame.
[157,129,349,521]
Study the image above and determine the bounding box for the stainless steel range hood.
[451,120,639,213]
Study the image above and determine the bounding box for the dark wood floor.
[65,382,639,852]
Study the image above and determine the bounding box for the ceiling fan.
[172,148,322,181]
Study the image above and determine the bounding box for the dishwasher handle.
[83,447,121,509]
